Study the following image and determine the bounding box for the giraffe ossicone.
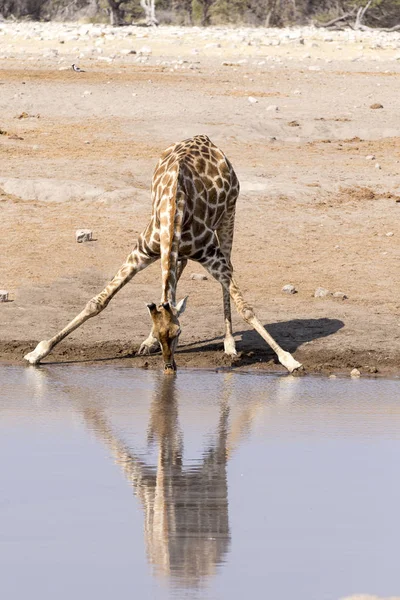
[24,135,303,374]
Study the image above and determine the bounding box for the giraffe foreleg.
[222,288,237,356]
[138,258,188,356]
[199,248,303,374]
[217,212,237,356]
[24,249,155,365]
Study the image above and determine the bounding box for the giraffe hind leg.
[198,247,303,373]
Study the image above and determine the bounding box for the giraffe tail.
[160,163,185,305]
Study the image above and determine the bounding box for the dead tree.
[140,0,158,25]
[354,0,372,29]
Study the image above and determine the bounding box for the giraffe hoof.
[23,340,51,365]
[284,355,303,374]
[223,337,237,357]
[138,340,160,356]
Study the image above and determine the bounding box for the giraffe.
[24,134,302,373]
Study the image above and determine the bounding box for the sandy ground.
[1,23,400,374]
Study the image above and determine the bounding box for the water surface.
[1,366,399,599]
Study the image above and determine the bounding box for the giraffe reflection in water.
[82,373,259,586]
[24,366,263,587]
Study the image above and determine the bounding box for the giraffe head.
[147,297,188,373]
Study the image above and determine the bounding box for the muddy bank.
[1,340,398,376]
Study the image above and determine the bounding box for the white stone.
[314,287,331,298]
[266,104,279,112]
[75,229,93,243]
[282,284,297,294]
[366,155,375,160]
[248,96,258,104]
[333,291,348,299]
[386,231,394,237]
[375,163,381,169]
[350,368,361,378]
[0,290,9,302]
[139,46,152,55]
[190,273,208,281]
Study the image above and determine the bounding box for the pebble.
[370,103,383,109]
[314,287,331,298]
[366,155,375,160]
[266,104,279,112]
[333,291,348,299]
[375,163,381,169]
[248,96,258,104]
[0,290,9,302]
[75,229,93,243]
[190,273,208,281]
[350,368,361,377]
[386,231,394,237]
[282,284,297,294]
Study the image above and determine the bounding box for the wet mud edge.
[1,340,399,376]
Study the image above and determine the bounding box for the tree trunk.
[140,0,158,25]
[108,0,124,25]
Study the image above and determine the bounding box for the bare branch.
[314,8,356,29]
[354,0,372,29]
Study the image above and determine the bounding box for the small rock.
[282,284,297,294]
[0,290,9,302]
[375,163,381,170]
[266,104,279,112]
[350,368,361,378]
[120,49,136,55]
[333,291,348,299]
[328,374,337,379]
[287,120,300,127]
[75,229,93,243]
[248,96,258,104]
[386,231,394,237]
[190,273,208,281]
[370,103,383,109]
[366,155,375,160]
[314,287,331,298]
[368,366,378,374]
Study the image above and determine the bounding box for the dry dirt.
[1,23,400,375]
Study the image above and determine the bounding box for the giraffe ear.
[146,302,158,316]
[176,296,188,316]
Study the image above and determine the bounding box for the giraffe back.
[150,135,240,260]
